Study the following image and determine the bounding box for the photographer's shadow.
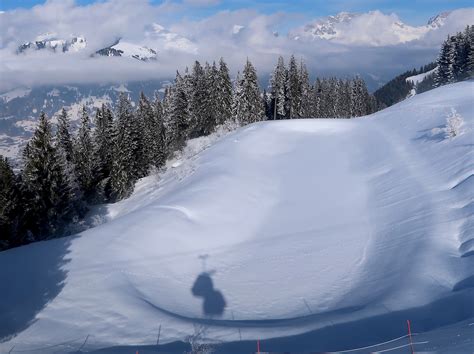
[191,272,226,317]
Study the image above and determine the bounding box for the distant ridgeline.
[375,25,474,108]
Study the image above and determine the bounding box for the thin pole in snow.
[156,324,161,345]
[407,320,415,354]
[257,339,260,354]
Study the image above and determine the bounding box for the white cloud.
[183,0,221,6]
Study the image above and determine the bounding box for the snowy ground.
[0,82,473,352]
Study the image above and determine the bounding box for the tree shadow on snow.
[191,272,226,317]
[0,236,75,342]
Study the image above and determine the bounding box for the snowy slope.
[0,82,473,352]
[406,67,438,84]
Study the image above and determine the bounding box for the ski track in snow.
[0,82,473,352]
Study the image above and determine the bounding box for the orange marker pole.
[257,339,260,354]
[407,320,415,354]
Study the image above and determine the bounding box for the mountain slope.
[0,82,472,352]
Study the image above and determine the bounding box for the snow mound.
[0,82,473,351]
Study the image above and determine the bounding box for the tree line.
[435,25,474,86]
[266,55,377,119]
[0,56,374,251]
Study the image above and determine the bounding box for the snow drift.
[0,82,473,352]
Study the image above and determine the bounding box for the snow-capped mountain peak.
[94,38,158,61]
[427,11,451,29]
[299,11,359,40]
[290,10,462,46]
[17,34,86,54]
[145,22,198,54]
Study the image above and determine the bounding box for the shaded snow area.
[0,82,473,353]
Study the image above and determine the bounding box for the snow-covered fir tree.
[286,55,301,118]
[0,156,21,250]
[270,56,287,119]
[166,72,190,153]
[92,104,114,200]
[189,61,208,138]
[217,58,233,125]
[436,36,456,86]
[233,59,264,124]
[137,92,165,172]
[152,93,167,167]
[299,61,312,117]
[350,77,370,117]
[22,112,73,239]
[110,93,138,200]
[56,108,83,210]
[56,108,75,164]
[74,106,95,199]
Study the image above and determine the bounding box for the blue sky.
[0,0,472,25]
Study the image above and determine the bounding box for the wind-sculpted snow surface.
[0,82,473,352]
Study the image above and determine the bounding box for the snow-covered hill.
[0,82,473,352]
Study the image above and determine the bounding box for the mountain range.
[290,10,451,45]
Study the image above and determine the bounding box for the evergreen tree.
[167,72,190,152]
[350,77,370,117]
[55,108,83,211]
[204,61,220,133]
[152,93,167,166]
[286,55,301,118]
[299,61,312,117]
[137,92,161,172]
[136,92,155,175]
[110,94,137,200]
[436,36,456,86]
[311,78,323,117]
[56,108,74,163]
[0,156,21,250]
[217,58,233,125]
[339,79,352,118]
[189,61,208,138]
[74,106,94,199]
[232,71,242,122]
[233,59,264,125]
[22,112,73,239]
[270,56,287,119]
[453,31,468,80]
[465,25,474,78]
[92,104,114,200]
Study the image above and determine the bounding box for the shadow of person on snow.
[191,272,226,316]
